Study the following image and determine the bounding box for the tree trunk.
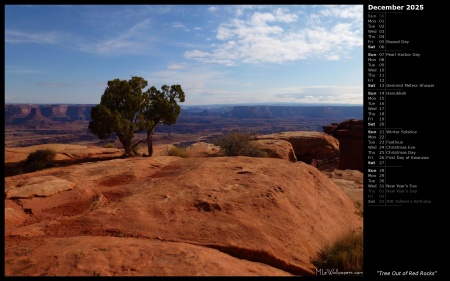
[118,135,131,156]
[124,142,131,156]
[147,128,155,157]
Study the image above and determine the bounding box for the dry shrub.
[167,145,190,158]
[24,149,57,172]
[311,230,363,273]
[103,143,116,148]
[212,130,267,157]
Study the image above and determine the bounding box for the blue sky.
[5,5,363,106]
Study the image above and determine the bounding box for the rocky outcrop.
[185,142,221,157]
[251,139,297,162]
[255,132,339,171]
[323,119,363,172]
[184,139,297,162]
[5,236,293,276]
[5,175,76,199]
[5,200,30,227]
[4,147,362,276]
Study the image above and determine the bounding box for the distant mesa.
[5,104,363,127]
[4,104,364,152]
[4,104,92,126]
[222,105,362,119]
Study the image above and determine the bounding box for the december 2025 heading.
[367,4,424,11]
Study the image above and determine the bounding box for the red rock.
[256,131,339,171]
[4,143,362,276]
[323,119,363,171]
[251,139,297,162]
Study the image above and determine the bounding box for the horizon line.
[4,102,364,107]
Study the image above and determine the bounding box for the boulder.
[256,131,339,171]
[5,200,29,228]
[251,139,297,162]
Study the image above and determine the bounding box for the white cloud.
[167,63,186,70]
[274,7,298,23]
[320,5,363,20]
[5,65,42,74]
[250,12,276,25]
[78,19,153,55]
[232,5,256,17]
[36,82,72,88]
[185,50,210,59]
[143,62,362,105]
[185,5,362,65]
[5,30,61,44]
[273,85,363,104]
[208,6,219,12]
[6,18,154,56]
[172,22,190,31]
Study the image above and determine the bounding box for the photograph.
[3,3,440,278]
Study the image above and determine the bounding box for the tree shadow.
[4,154,127,177]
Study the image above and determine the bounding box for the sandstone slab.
[5,236,292,276]
[5,175,75,199]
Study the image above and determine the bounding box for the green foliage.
[89,76,149,156]
[167,145,190,158]
[212,130,267,157]
[311,231,363,273]
[24,149,57,172]
[89,76,185,157]
[103,143,116,148]
[142,84,185,156]
[143,84,185,126]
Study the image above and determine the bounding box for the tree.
[88,76,185,157]
[141,84,185,156]
[88,76,149,156]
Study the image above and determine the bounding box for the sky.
[5,5,363,106]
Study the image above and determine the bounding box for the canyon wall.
[5,104,93,125]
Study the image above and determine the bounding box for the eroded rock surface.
[5,175,75,199]
[251,139,297,162]
[5,143,362,276]
[256,131,339,171]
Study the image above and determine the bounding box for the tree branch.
[131,138,146,150]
